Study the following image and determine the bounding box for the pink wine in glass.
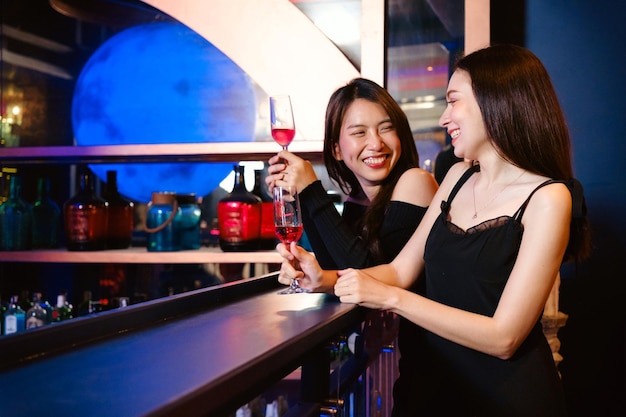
[275,225,303,244]
[270,95,295,150]
[271,127,295,149]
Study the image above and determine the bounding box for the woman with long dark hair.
[277,45,591,416]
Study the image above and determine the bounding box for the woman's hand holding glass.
[277,241,399,307]
[276,242,327,292]
[266,150,319,194]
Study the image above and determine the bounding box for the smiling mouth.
[363,155,388,167]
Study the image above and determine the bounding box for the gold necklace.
[472,171,525,219]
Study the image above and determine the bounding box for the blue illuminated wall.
[72,22,257,203]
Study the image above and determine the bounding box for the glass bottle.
[52,292,73,322]
[77,290,94,317]
[176,193,201,250]
[63,170,108,251]
[0,175,32,250]
[26,292,48,329]
[102,170,134,249]
[39,293,54,324]
[31,177,61,249]
[18,289,32,312]
[0,295,6,335]
[217,165,262,252]
[252,169,277,250]
[4,295,26,335]
[146,192,180,252]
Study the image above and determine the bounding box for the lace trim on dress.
[446,215,514,235]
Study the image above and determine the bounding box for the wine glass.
[273,186,307,294]
[270,95,296,150]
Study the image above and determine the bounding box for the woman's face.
[333,98,401,199]
[439,69,489,160]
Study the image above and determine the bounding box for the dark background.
[493,1,625,415]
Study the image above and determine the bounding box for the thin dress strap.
[512,179,559,221]
[440,164,480,215]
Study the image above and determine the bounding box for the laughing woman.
[277,46,591,416]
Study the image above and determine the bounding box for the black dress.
[418,165,567,416]
[298,180,426,269]
[299,180,430,415]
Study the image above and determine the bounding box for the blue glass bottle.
[146,192,180,251]
[0,175,32,250]
[176,193,201,250]
[4,295,26,335]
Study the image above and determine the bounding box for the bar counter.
[0,275,364,417]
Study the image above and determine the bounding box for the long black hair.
[322,78,420,260]
[456,45,590,262]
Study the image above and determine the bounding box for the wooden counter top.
[0,276,363,417]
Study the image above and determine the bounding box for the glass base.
[278,280,311,294]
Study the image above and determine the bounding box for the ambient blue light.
[72,22,256,203]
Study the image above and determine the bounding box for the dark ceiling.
[0,0,461,148]
[2,0,461,81]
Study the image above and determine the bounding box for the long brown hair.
[456,45,590,261]
[323,78,420,261]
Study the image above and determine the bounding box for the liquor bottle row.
[0,169,134,251]
[1,291,72,336]
[217,165,277,252]
[137,163,277,252]
[0,164,279,252]
[1,290,130,336]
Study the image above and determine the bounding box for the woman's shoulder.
[391,167,439,207]
[437,160,474,188]
[523,178,572,218]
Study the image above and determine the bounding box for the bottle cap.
[151,192,176,205]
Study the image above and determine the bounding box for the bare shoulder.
[436,161,474,192]
[392,167,439,207]
[524,181,572,219]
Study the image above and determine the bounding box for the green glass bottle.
[52,292,73,322]
[0,175,32,250]
[31,177,61,249]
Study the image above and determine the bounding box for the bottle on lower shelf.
[4,295,26,335]
[26,293,48,330]
[52,292,73,322]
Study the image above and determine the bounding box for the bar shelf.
[0,141,324,164]
[0,247,283,264]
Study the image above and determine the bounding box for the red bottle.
[102,170,134,249]
[63,170,108,251]
[217,165,261,252]
[252,169,277,250]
